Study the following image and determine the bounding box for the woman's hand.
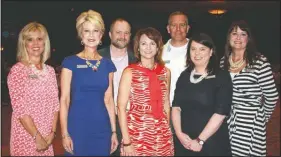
[110,133,119,154]
[35,134,48,152]
[189,139,203,152]
[62,135,74,155]
[176,132,192,150]
[45,132,55,146]
[121,144,137,156]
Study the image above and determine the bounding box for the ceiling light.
[208,9,227,15]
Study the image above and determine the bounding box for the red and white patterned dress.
[124,63,174,156]
[7,62,60,156]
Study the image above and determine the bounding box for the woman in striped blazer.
[220,20,279,156]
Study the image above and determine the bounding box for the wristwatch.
[196,137,205,145]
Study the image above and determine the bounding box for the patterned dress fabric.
[124,63,174,156]
[220,55,279,156]
[7,62,60,156]
[62,55,116,156]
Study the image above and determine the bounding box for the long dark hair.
[186,32,218,75]
[223,20,261,70]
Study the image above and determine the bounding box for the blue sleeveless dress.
[62,55,116,156]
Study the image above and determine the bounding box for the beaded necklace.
[84,52,101,72]
[190,69,208,84]
[229,54,245,70]
[28,62,47,79]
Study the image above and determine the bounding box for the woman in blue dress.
[60,10,118,156]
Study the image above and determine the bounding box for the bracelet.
[123,142,132,147]
[33,131,38,141]
[62,133,70,139]
[51,130,56,137]
[112,131,116,134]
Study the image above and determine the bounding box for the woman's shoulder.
[163,66,171,73]
[61,55,81,66]
[45,64,56,72]
[215,68,229,76]
[63,54,79,61]
[10,62,26,72]
[177,68,190,81]
[8,62,28,79]
[101,57,113,63]
[255,54,268,63]
[215,69,231,82]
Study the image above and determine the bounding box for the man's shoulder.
[162,39,171,55]
[98,46,110,57]
[163,39,171,47]
[98,46,110,53]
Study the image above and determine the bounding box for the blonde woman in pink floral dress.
[7,22,59,156]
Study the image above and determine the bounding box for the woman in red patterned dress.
[117,27,174,156]
[7,22,60,156]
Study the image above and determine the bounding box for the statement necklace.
[190,69,208,84]
[28,62,47,79]
[84,52,101,72]
[229,54,245,70]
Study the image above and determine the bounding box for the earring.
[138,48,140,52]
[81,41,84,45]
[99,41,102,46]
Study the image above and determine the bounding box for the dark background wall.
[1,1,280,67]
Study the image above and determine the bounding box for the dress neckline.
[75,55,103,61]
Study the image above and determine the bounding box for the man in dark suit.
[98,18,135,156]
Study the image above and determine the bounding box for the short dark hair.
[109,18,131,32]
[133,27,164,65]
[186,33,218,75]
[168,11,188,25]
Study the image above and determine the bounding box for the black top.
[172,69,232,156]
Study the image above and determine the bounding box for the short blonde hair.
[76,10,105,39]
[17,22,51,64]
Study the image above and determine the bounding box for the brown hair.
[133,27,164,65]
[222,20,260,70]
[109,18,131,33]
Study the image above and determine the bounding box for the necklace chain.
[190,69,208,84]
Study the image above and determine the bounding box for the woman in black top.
[172,33,232,156]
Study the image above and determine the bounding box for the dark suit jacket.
[98,46,136,65]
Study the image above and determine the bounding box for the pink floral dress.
[7,62,60,156]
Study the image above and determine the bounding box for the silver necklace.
[190,69,208,84]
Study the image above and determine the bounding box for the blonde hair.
[76,10,105,39]
[17,22,51,64]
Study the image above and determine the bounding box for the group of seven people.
[7,9,279,156]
